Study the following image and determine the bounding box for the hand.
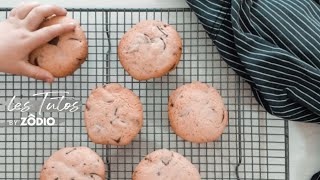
[0,2,76,83]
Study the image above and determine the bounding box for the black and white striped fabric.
[312,171,320,180]
[187,0,320,123]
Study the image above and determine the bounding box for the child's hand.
[0,2,76,83]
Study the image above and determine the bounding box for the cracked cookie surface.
[84,83,143,146]
[30,16,88,78]
[40,147,105,180]
[132,149,201,180]
[168,82,228,143]
[118,20,182,80]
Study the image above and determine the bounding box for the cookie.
[118,20,182,80]
[132,149,201,180]
[84,83,143,146]
[168,82,228,143]
[30,16,88,78]
[40,147,105,180]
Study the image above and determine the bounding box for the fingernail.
[68,22,76,28]
[46,78,54,83]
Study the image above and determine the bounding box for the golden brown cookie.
[84,83,143,146]
[168,82,228,143]
[40,147,105,180]
[118,20,182,80]
[132,149,201,180]
[30,16,88,78]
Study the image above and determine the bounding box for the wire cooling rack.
[0,8,289,180]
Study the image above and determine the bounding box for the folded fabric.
[187,0,320,123]
[312,171,320,180]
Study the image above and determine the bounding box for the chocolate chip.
[54,178,58,180]
[157,26,168,37]
[48,36,59,46]
[90,173,99,179]
[113,137,121,143]
[157,172,161,176]
[34,57,39,66]
[160,37,166,50]
[161,157,171,166]
[76,58,82,62]
[107,100,114,103]
[180,111,190,118]
[65,148,76,155]
[170,103,174,107]
[114,108,118,115]
[221,113,225,123]
[144,157,152,162]
[86,104,90,111]
[143,33,151,43]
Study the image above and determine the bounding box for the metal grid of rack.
[0,8,288,179]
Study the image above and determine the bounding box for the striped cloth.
[187,0,320,123]
[312,171,320,180]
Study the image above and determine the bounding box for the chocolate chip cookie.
[132,149,201,180]
[40,147,105,180]
[168,82,228,143]
[118,20,182,80]
[30,16,88,78]
[84,83,143,146]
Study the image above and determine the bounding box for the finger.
[15,2,41,19]
[17,62,54,83]
[23,4,67,30]
[29,22,75,49]
[9,8,17,17]
[9,1,25,17]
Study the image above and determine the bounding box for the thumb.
[18,62,54,83]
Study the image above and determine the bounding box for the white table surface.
[2,1,320,180]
